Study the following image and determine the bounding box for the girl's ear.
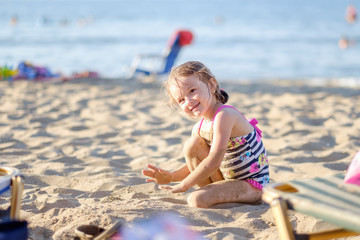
[209,78,218,93]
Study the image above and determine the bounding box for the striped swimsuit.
[198,105,269,190]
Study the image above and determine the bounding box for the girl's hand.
[142,164,172,184]
[159,182,189,193]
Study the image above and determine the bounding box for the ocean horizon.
[1,0,360,83]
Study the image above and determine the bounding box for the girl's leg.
[183,135,224,187]
[187,180,262,208]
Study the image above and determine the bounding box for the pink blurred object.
[344,151,360,186]
[115,213,205,240]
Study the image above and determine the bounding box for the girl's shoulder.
[213,105,252,136]
[215,105,239,114]
[214,105,243,121]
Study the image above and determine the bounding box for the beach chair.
[262,173,360,240]
[0,167,24,220]
[0,167,27,239]
[129,29,194,78]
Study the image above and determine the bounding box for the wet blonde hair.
[164,61,228,109]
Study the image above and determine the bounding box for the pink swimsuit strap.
[198,118,205,136]
[198,105,262,141]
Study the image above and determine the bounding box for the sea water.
[1,0,360,83]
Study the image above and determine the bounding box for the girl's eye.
[190,89,196,93]
[178,98,185,104]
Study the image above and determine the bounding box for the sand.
[0,77,359,239]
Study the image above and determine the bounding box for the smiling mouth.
[190,103,200,112]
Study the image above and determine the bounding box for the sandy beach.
[0,77,359,239]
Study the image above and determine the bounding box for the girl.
[142,61,269,208]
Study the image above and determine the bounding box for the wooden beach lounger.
[0,167,24,220]
[262,173,360,240]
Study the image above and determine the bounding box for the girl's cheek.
[180,105,186,112]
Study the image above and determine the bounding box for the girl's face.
[169,75,216,118]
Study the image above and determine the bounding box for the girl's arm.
[162,110,236,193]
[142,120,202,185]
[170,164,191,182]
[142,164,190,184]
